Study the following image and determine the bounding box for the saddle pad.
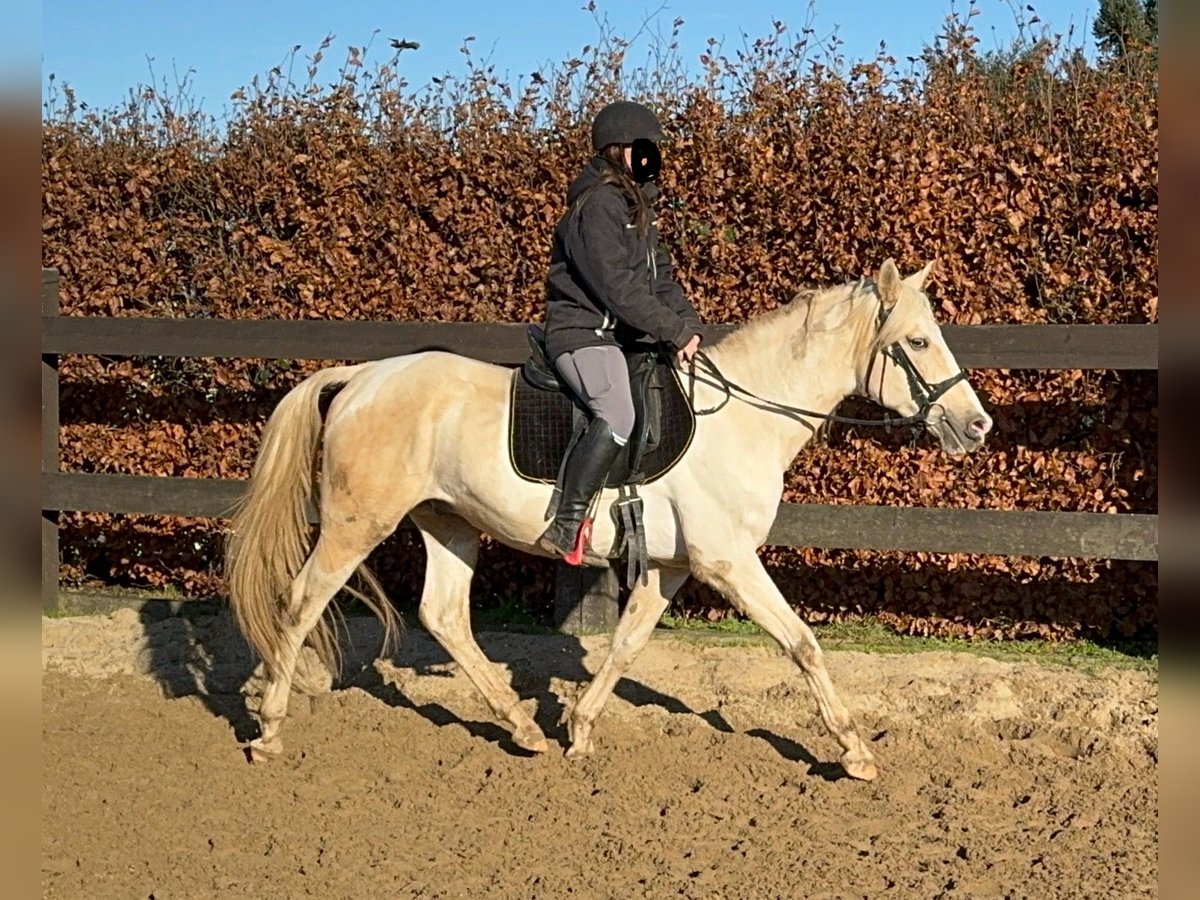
[508,366,696,486]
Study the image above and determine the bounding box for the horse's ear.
[903,260,935,292]
[877,259,902,309]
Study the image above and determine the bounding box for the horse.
[225,259,993,781]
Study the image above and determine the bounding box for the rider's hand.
[677,333,702,366]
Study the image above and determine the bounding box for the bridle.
[867,302,968,423]
[685,300,967,435]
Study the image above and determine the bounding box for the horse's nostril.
[969,416,992,438]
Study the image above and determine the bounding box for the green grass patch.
[657,613,1157,673]
[469,596,545,631]
[44,588,1157,677]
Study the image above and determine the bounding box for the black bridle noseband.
[685,302,967,436]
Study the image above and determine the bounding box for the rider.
[538,100,704,565]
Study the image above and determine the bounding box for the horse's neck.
[704,314,864,468]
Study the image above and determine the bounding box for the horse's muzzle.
[928,409,992,455]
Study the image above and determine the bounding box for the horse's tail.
[225,363,389,679]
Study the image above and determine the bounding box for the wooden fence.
[40,268,1159,631]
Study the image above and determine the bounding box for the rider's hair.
[573,144,653,239]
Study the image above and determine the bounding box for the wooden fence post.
[42,269,60,613]
[554,562,620,634]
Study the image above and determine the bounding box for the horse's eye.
[907,337,928,350]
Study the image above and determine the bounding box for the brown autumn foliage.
[41,14,1157,641]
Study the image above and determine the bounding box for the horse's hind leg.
[692,551,878,781]
[413,509,550,754]
[566,566,689,756]
[251,528,383,760]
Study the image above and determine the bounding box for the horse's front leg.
[690,550,878,781]
[566,566,690,756]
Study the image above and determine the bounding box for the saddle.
[508,326,697,586]
[509,326,695,487]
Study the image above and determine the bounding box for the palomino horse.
[226,259,992,780]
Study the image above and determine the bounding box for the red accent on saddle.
[562,518,594,566]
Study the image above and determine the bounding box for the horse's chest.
[699,478,780,545]
[744,498,782,545]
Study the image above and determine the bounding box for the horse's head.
[861,259,992,455]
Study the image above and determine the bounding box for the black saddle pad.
[508,362,696,487]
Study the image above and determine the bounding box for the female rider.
[538,100,704,564]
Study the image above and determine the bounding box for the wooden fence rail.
[42,310,1158,370]
[40,268,1158,631]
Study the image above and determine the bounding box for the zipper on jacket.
[647,216,660,293]
[595,310,613,336]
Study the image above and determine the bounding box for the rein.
[683,303,967,432]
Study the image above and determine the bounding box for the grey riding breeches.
[553,345,635,444]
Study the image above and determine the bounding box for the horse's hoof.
[840,751,878,781]
[565,738,595,757]
[564,716,593,757]
[512,729,550,754]
[247,737,283,763]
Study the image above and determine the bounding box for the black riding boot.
[538,417,624,565]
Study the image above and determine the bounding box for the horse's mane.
[711,280,862,359]
[711,277,929,360]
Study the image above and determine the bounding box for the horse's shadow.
[135,605,836,776]
[339,624,838,777]
[136,601,261,744]
[340,628,678,752]
[744,728,848,781]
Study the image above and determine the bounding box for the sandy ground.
[42,609,1157,899]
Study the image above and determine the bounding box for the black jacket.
[543,159,702,361]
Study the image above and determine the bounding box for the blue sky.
[41,0,1100,117]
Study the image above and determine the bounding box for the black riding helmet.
[591,101,665,183]
[591,100,666,149]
